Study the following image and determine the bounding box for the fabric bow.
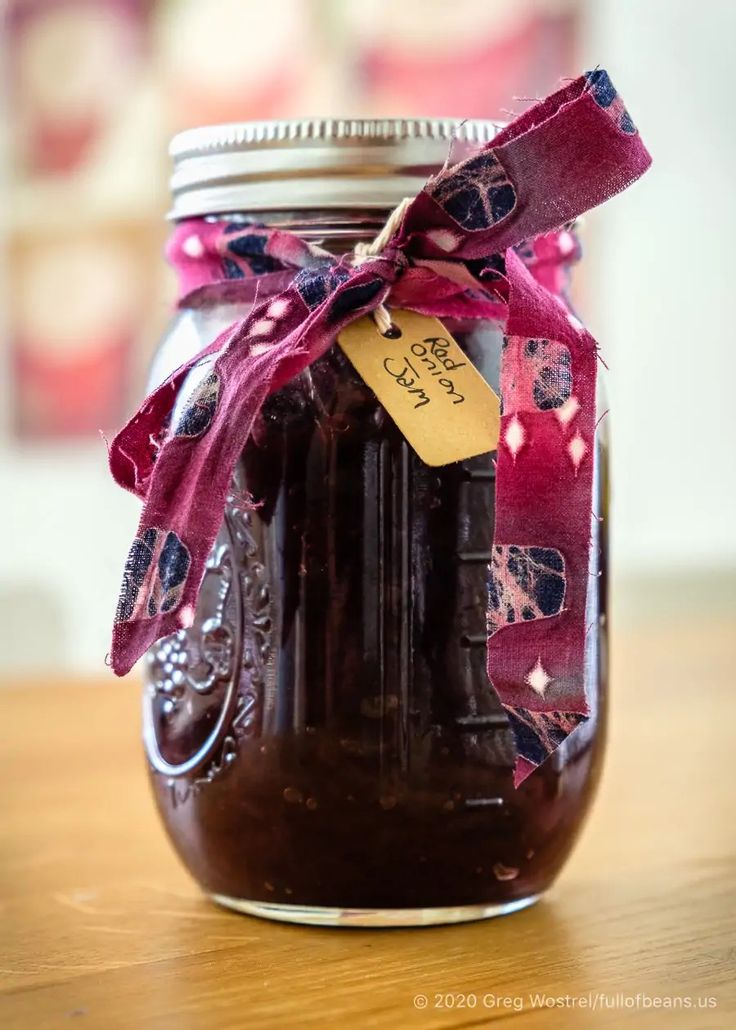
[110,70,650,784]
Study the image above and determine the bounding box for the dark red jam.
[145,320,606,913]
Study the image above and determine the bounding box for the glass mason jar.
[143,119,607,927]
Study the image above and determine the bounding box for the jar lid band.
[168,118,503,220]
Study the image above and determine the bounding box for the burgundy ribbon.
[110,71,650,784]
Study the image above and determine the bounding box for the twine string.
[352,196,413,336]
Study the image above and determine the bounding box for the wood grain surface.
[2,615,735,1029]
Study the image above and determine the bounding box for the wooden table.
[2,616,735,1028]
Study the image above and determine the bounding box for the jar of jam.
[142,119,607,927]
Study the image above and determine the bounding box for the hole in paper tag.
[337,309,500,466]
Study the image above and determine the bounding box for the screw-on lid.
[168,117,502,220]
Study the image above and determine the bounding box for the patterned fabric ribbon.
[110,71,651,784]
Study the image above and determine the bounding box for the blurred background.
[1,0,734,677]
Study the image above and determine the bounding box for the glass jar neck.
[202,208,394,254]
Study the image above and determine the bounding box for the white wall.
[582,0,736,572]
[0,447,139,672]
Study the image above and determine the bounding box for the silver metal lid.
[168,117,502,220]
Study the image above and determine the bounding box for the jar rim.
[168,117,503,221]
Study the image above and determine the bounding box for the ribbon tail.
[489,250,598,784]
[110,283,319,675]
[109,326,240,500]
[111,342,285,675]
